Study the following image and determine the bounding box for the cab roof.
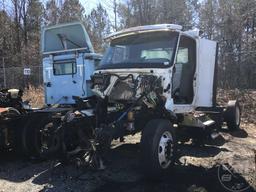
[105,24,200,41]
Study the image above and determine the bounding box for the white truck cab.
[93,24,218,113]
[90,24,240,175]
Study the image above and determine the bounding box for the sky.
[81,0,117,22]
[0,0,118,27]
[80,0,102,14]
[0,0,115,14]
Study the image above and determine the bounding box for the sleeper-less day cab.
[89,24,241,174]
[7,23,240,176]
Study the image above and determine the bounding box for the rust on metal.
[0,108,8,114]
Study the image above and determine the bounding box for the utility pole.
[2,57,6,88]
[1,0,7,88]
[114,0,117,31]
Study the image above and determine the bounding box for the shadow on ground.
[0,127,254,192]
[0,150,50,183]
[32,142,255,192]
[220,127,249,138]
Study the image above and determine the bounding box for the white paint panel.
[195,39,217,107]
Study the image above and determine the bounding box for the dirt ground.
[0,122,255,192]
[0,89,254,192]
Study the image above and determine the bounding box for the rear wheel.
[21,114,54,158]
[140,119,176,177]
[224,100,241,131]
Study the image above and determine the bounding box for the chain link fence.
[0,66,43,89]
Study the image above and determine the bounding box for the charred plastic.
[91,73,176,140]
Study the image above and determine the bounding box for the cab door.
[44,54,81,105]
[172,35,197,107]
[193,39,217,107]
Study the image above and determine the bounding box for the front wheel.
[140,119,176,177]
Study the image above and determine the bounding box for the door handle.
[45,82,52,87]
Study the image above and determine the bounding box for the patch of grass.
[23,85,44,108]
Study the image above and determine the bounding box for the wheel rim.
[158,131,173,169]
[235,106,240,126]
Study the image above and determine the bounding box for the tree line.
[0,0,255,89]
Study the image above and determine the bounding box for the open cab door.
[170,34,217,113]
[194,39,217,108]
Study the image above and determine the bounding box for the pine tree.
[44,0,59,25]
[158,0,192,28]
[87,3,111,52]
[199,0,218,39]
[59,0,85,23]
[117,0,193,29]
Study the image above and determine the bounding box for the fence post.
[38,66,41,85]
[2,57,6,88]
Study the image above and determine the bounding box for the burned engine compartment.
[34,73,176,169]
[91,73,163,102]
[91,73,175,138]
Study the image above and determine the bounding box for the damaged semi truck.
[0,22,101,154]
[37,24,241,175]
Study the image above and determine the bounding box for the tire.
[140,119,176,177]
[14,116,29,156]
[21,113,52,158]
[2,108,22,152]
[224,100,241,131]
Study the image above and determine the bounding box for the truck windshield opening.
[99,31,179,69]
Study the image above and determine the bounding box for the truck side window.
[141,48,173,61]
[173,35,196,104]
[176,48,189,64]
[53,60,77,76]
